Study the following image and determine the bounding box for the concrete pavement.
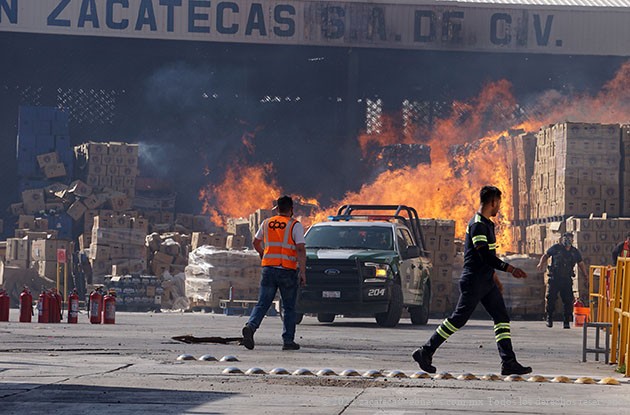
[0,310,627,414]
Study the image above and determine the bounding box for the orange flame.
[199,163,280,227]
[200,61,630,252]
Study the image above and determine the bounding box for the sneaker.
[412,347,436,374]
[282,341,300,350]
[563,321,570,329]
[501,360,532,376]
[241,325,255,350]
[545,318,553,328]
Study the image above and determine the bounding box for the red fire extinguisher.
[89,288,103,324]
[37,289,50,323]
[67,289,79,324]
[48,289,61,324]
[19,287,33,323]
[0,289,10,322]
[103,291,116,325]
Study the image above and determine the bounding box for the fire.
[200,61,630,252]
[199,163,280,227]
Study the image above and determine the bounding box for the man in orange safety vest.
[241,195,306,351]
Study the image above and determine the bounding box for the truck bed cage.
[331,204,426,252]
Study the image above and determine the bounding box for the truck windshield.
[305,225,394,250]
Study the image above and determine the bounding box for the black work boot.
[241,325,255,350]
[282,341,300,350]
[545,317,553,328]
[501,359,532,376]
[563,321,571,329]
[412,346,436,374]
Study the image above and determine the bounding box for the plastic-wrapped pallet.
[185,246,260,309]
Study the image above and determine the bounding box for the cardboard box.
[68,180,92,198]
[67,200,87,221]
[10,203,25,216]
[88,163,106,176]
[36,151,59,168]
[34,218,48,232]
[86,142,109,156]
[22,189,46,214]
[120,166,138,177]
[89,244,112,260]
[43,163,66,179]
[226,235,245,249]
[90,259,112,276]
[86,174,100,187]
[18,215,35,230]
[152,251,174,265]
[34,260,58,280]
[110,195,131,211]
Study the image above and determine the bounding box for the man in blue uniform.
[537,232,588,329]
[412,186,532,376]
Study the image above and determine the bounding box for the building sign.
[1,0,629,56]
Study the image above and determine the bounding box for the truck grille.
[305,259,362,287]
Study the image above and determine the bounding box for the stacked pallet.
[30,239,72,281]
[104,275,163,311]
[418,219,455,316]
[185,246,261,309]
[89,214,148,282]
[566,217,630,297]
[75,141,139,201]
[530,123,621,220]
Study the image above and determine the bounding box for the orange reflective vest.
[622,241,630,258]
[261,215,299,270]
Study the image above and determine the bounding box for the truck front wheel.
[317,313,335,323]
[375,283,403,327]
[409,283,430,325]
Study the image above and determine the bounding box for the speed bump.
[362,370,383,378]
[245,367,266,375]
[481,374,502,381]
[222,367,243,374]
[316,368,337,376]
[504,374,525,382]
[457,373,479,381]
[293,368,315,376]
[340,369,361,377]
[551,376,572,383]
[220,355,239,362]
[270,367,290,375]
[597,377,621,385]
[575,377,596,384]
[176,354,196,361]
[527,375,548,383]
[386,370,407,378]
[410,371,431,379]
[198,355,217,361]
[434,372,454,380]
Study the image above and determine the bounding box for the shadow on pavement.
[0,383,235,414]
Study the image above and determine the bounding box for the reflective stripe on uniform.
[488,243,497,250]
[436,318,458,340]
[262,253,297,262]
[474,214,482,223]
[494,322,511,342]
[472,235,488,244]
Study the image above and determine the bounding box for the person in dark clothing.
[537,232,588,329]
[612,232,630,264]
[412,186,532,376]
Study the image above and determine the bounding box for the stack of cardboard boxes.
[74,141,139,202]
[529,123,621,220]
[146,232,190,277]
[185,247,261,309]
[88,214,148,283]
[104,275,163,311]
[418,219,455,316]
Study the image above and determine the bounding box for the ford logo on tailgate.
[324,268,341,276]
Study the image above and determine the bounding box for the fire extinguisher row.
[0,286,116,324]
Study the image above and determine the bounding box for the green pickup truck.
[296,205,432,327]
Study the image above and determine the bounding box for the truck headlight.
[364,262,390,278]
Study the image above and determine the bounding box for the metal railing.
[589,257,630,376]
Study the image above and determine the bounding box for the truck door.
[396,228,423,304]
